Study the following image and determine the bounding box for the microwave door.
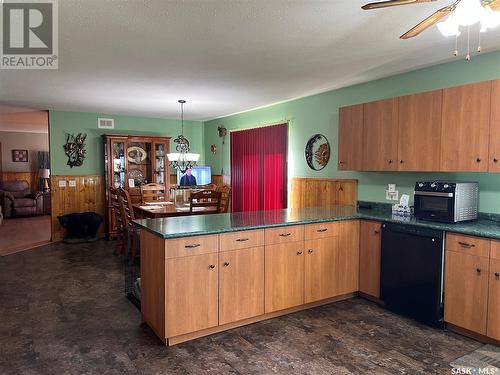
[414,192,455,222]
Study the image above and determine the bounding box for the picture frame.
[12,149,28,162]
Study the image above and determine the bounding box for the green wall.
[49,111,204,176]
[204,50,500,213]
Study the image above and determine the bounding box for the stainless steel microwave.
[414,181,479,223]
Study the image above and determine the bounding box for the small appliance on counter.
[414,181,479,223]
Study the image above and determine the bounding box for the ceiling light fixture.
[167,100,200,174]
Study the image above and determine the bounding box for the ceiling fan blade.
[400,1,460,39]
[362,0,436,10]
[482,0,500,10]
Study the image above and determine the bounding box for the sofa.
[0,180,44,218]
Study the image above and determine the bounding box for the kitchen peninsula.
[134,204,500,346]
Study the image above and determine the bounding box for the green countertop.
[133,205,500,240]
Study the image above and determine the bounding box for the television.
[177,166,212,187]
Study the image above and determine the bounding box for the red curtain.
[231,124,288,212]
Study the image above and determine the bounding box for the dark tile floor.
[0,240,482,375]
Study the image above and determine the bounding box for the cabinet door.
[219,247,265,325]
[304,237,338,303]
[362,98,398,171]
[165,253,218,337]
[487,258,500,340]
[338,104,364,170]
[441,81,491,171]
[489,80,500,172]
[444,251,489,334]
[265,241,304,313]
[398,91,442,171]
[359,221,381,298]
[334,220,360,295]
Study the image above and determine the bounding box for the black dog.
[57,212,103,243]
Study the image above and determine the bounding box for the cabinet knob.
[400,160,404,164]
[374,230,380,235]
[297,251,303,255]
[495,272,500,278]
[476,268,481,274]
[209,264,216,269]
[494,158,499,163]
[388,159,393,164]
[338,161,344,165]
[476,158,482,163]
[308,249,313,254]
[223,262,230,267]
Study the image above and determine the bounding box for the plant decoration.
[64,133,87,168]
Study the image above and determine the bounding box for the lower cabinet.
[444,250,490,335]
[165,253,219,337]
[359,220,381,298]
[265,241,305,313]
[487,258,500,340]
[218,247,265,325]
[304,237,338,303]
[335,220,360,295]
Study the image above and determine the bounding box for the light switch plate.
[68,180,76,187]
[386,190,399,201]
[58,180,66,187]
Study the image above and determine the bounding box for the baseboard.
[446,323,500,345]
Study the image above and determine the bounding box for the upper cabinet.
[440,81,491,172]
[338,79,499,173]
[362,98,399,171]
[338,104,364,171]
[397,91,442,171]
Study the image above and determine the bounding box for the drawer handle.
[476,268,482,274]
[317,228,328,233]
[223,262,230,267]
[209,264,216,269]
[495,272,500,278]
[297,251,303,255]
[185,243,201,249]
[458,241,475,249]
[308,249,313,254]
[280,233,291,237]
[236,238,249,242]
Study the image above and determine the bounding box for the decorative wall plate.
[127,146,147,164]
[305,134,330,171]
[128,168,146,185]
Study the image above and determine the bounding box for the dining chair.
[110,187,124,254]
[189,190,221,214]
[117,188,140,264]
[218,185,232,213]
[140,183,167,204]
[198,183,218,191]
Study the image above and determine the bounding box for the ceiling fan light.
[437,16,461,36]
[453,0,484,26]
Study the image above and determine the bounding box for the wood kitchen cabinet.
[359,220,381,298]
[218,246,265,325]
[362,98,399,171]
[444,250,489,335]
[265,241,305,313]
[397,91,442,171]
[334,220,360,295]
[338,104,364,171]
[489,80,500,172]
[165,253,219,337]
[304,237,338,303]
[440,81,491,172]
[487,242,500,340]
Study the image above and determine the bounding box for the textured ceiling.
[1,0,499,120]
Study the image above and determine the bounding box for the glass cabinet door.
[126,140,152,187]
[111,140,126,188]
[154,142,167,184]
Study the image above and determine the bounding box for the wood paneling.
[1,171,38,192]
[441,81,491,171]
[338,104,364,170]
[304,237,338,303]
[290,178,357,209]
[397,91,442,171]
[359,220,382,298]
[489,80,500,172]
[219,247,265,325]
[265,241,305,313]
[165,253,219,337]
[362,98,399,171]
[50,175,105,241]
[444,250,489,335]
[487,258,500,340]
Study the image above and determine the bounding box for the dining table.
[133,202,214,219]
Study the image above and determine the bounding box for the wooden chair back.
[189,190,221,213]
[198,183,218,191]
[140,183,167,203]
[110,187,123,233]
[117,188,135,230]
[218,185,232,213]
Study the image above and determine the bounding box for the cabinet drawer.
[220,230,264,251]
[491,240,500,260]
[304,222,338,240]
[165,235,219,259]
[446,233,490,258]
[265,225,304,245]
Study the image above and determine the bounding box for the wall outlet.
[386,190,399,201]
[68,180,76,187]
[58,180,66,188]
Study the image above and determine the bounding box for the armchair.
[0,180,44,218]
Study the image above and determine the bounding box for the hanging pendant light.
[167,100,200,174]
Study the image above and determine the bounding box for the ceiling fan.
[361,0,500,39]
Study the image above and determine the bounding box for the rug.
[451,345,500,374]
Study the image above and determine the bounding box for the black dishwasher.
[380,222,445,328]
